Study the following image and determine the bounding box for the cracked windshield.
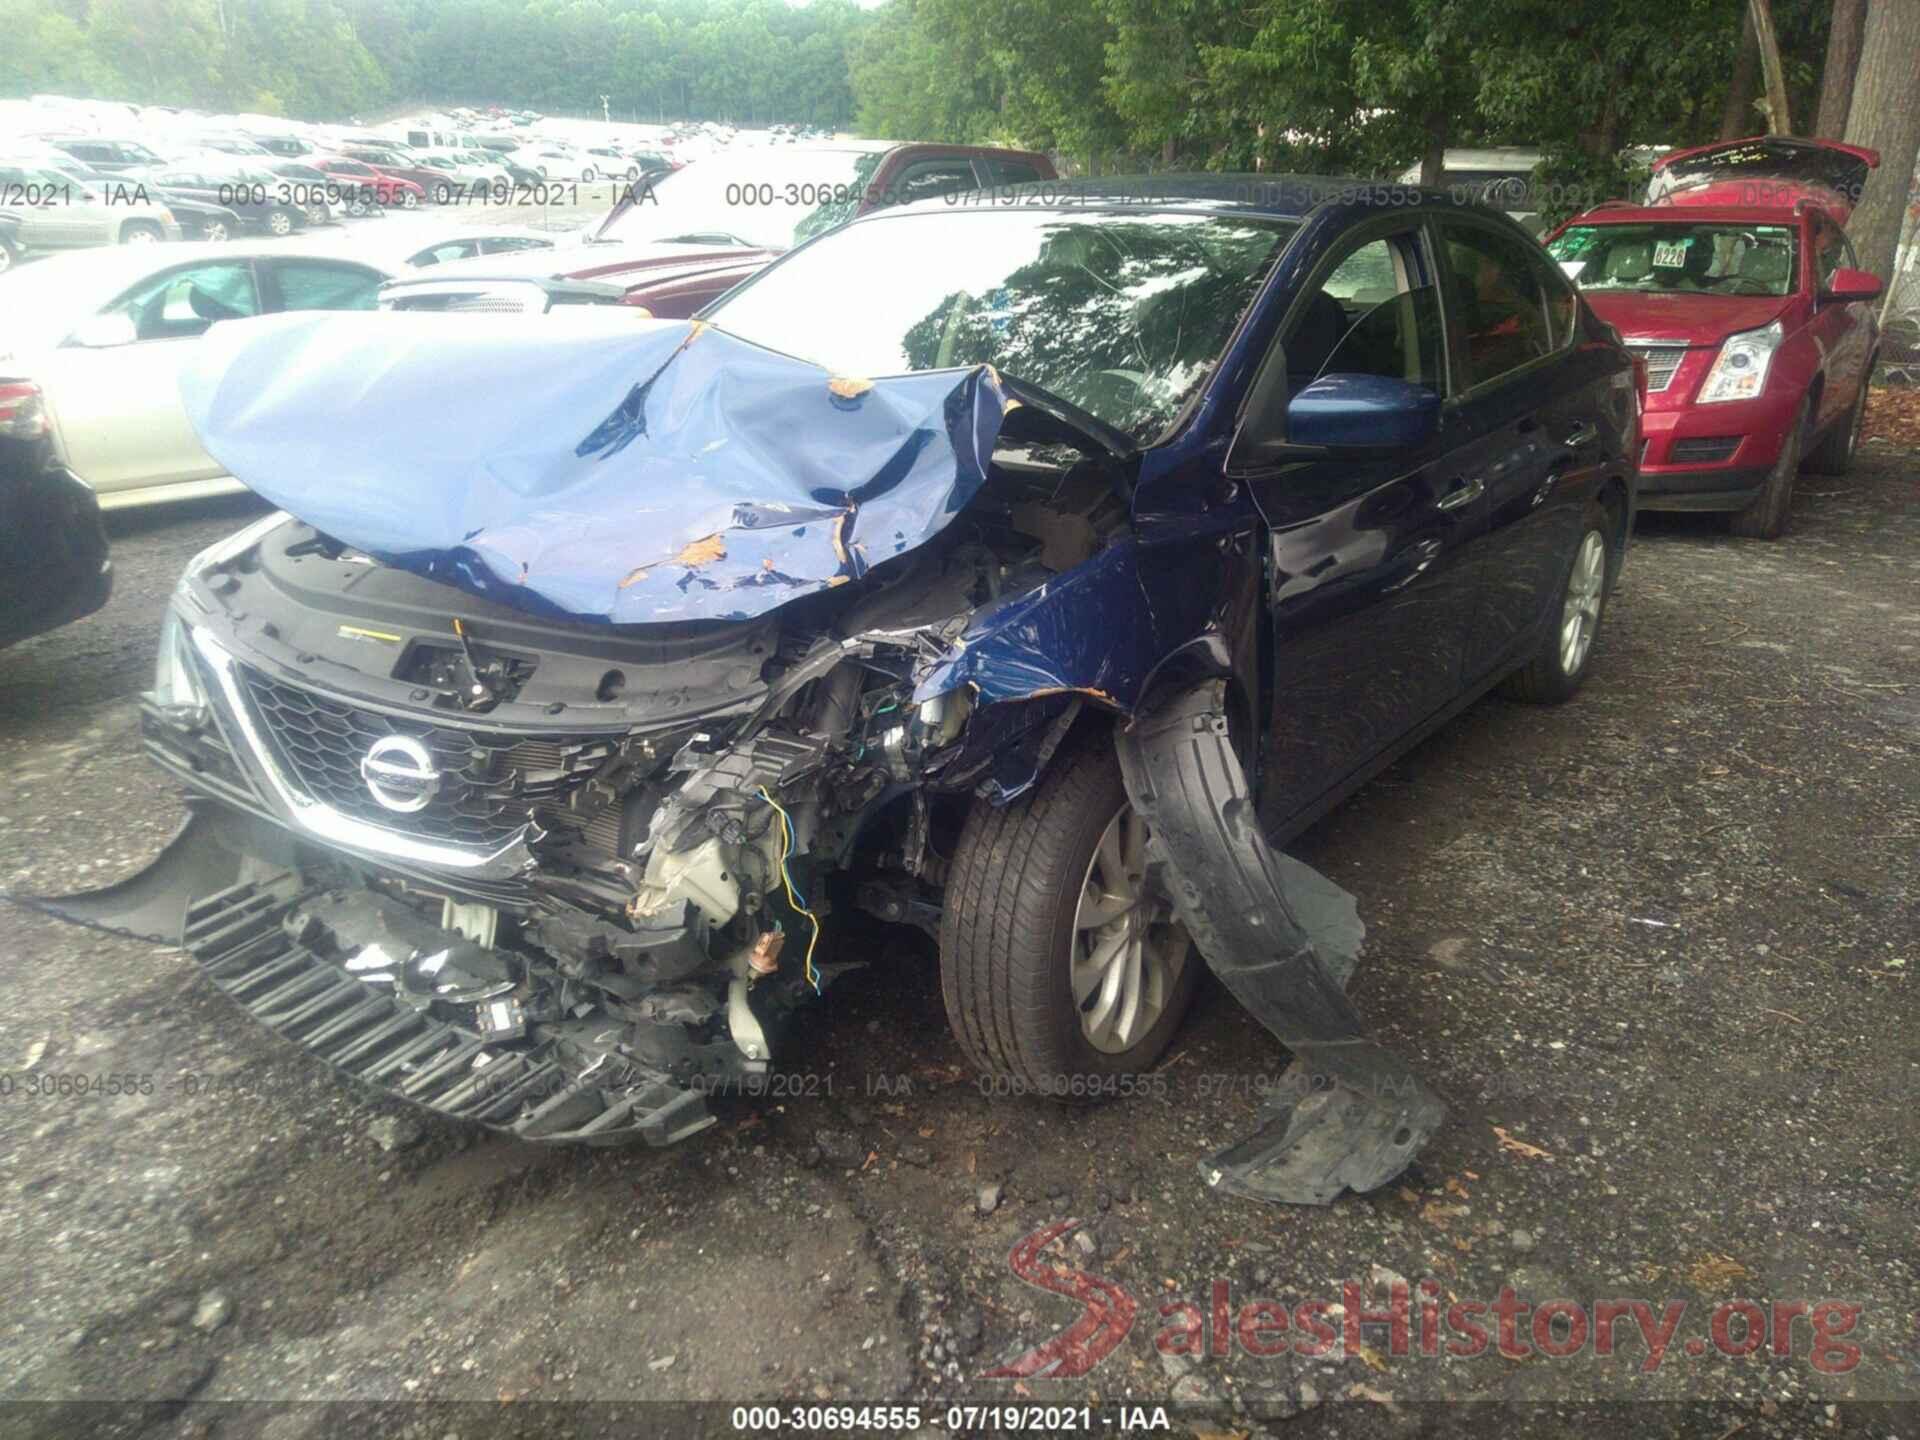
[710,209,1296,442]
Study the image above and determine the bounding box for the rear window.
[1650,140,1872,208]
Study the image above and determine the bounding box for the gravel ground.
[0,437,1915,1439]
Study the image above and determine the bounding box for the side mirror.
[1823,267,1882,304]
[1286,374,1441,451]
[67,311,139,349]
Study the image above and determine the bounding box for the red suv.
[1548,137,1882,537]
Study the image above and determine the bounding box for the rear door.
[1431,216,1599,679]
[1235,217,1489,833]
[43,258,263,493]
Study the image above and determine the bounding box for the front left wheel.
[941,737,1198,1091]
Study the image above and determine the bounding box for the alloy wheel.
[1070,804,1188,1054]
[204,221,230,242]
[0,244,12,274]
[268,211,292,236]
[1559,530,1606,675]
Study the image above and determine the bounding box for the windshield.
[1548,223,1799,297]
[708,208,1296,443]
[597,148,886,250]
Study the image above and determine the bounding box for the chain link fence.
[1876,153,1920,387]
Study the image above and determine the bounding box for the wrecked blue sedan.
[31,178,1640,1203]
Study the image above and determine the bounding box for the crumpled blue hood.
[179,312,1009,624]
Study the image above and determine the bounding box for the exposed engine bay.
[82,429,1132,1144]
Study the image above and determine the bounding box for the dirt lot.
[0,434,1915,1438]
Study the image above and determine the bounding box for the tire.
[200,219,231,243]
[1501,498,1616,704]
[941,736,1199,1091]
[1803,376,1869,476]
[1729,398,1806,539]
[0,238,15,275]
[398,190,419,210]
[120,220,162,244]
[264,207,296,237]
[580,167,596,184]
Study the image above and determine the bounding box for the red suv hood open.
[1647,136,1879,224]
[1577,289,1794,346]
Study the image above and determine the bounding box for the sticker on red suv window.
[1652,240,1690,268]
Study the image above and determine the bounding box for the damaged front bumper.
[36,804,795,1144]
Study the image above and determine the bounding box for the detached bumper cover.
[1117,682,1445,1204]
[9,807,722,1146]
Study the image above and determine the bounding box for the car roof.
[878,172,1469,224]
[9,240,397,293]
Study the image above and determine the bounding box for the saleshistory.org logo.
[984,1221,1866,1378]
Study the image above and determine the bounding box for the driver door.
[1236,220,1489,835]
[42,259,261,496]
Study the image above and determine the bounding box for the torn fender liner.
[177,311,1010,625]
[1116,682,1445,1205]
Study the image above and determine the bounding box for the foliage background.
[0,0,1847,214]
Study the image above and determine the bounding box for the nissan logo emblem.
[360,735,442,813]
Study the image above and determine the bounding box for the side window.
[110,262,261,340]
[1812,215,1848,287]
[1283,233,1445,396]
[483,236,552,254]
[268,262,382,312]
[1439,224,1554,388]
[414,242,477,266]
[882,160,978,209]
[988,158,1042,186]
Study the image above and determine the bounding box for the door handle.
[1563,421,1600,449]
[1436,477,1484,512]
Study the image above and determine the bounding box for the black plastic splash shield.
[181,872,715,1145]
[4,808,715,1145]
[1116,681,1445,1205]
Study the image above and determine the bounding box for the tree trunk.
[1843,0,1920,283]
[1748,0,1792,134]
[1815,0,1868,136]
[1419,106,1448,187]
[1721,8,1760,138]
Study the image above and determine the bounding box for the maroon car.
[310,156,427,214]
[378,142,1056,317]
[1546,137,1882,538]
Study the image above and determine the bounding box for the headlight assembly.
[152,610,207,711]
[1698,321,1783,404]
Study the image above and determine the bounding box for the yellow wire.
[755,786,820,991]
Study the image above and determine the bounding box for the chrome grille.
[1628,344,1687,394]
[237,665,615,849]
